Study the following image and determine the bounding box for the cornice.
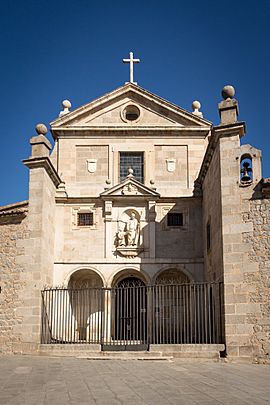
[51,127,211,140]
[23,157,62,187]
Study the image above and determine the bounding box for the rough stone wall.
[0,214,28,353]
[242,197,270,363]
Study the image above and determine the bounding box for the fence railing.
[41,282,224,347]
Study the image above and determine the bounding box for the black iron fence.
[41,282,224,347]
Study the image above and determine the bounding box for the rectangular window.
[77,212,94,226]
[167,213,183,227]
[120,152,144,183]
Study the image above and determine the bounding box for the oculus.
[121,104,141,122]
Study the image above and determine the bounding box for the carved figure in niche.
[126,212,139,246]
[117,229,126,246]
[116,212,140,247]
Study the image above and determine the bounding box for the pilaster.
[19,124,61,347]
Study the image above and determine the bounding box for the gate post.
[102,289,112,345]
[147,286,153,347]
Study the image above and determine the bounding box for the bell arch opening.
[240,154,253,184]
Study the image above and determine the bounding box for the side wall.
[202,143,223,281]
[242,196,270,363]
[201,126,269,362]
[0,214,28,353]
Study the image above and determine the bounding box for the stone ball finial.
[222,85,235,100]
[128,167,134,175]
[59,99,72,117]
[191,100,203,118]
[62,99,72,109]
[35,123,48,135]
[192,100,201,111]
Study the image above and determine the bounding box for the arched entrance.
[153,269,191,344]
[68,269,103,342]
[113,276,147,345]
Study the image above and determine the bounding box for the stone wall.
[156,198,203,260]
[0,206,28,353]
[242,197,270,363]
[202,142,223,282]
[57,137,207,198]
[16,167,56,349]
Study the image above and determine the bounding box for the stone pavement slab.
[0,356,269,405]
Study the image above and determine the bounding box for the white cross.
[123,51,140,84]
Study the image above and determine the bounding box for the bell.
[241,173,251,182]
[241,161,252,182]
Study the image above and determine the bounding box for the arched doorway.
[68,269,103,342]
[114,276,147,344]
[153,269,191,344]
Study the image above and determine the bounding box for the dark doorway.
[114,277,147,344]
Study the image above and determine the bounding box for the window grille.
[120,152,144,183]
[167,213,183,227]
[77,212,93,226]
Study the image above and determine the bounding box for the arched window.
[240,154,253,184]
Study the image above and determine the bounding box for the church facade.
[0,77,269,362]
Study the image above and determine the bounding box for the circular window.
[122,105,141,122]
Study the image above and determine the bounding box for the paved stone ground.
[0,356,270,405]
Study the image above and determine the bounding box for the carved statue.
[126,212,139,246]
[116,212,139,247]
[117,229,126,246]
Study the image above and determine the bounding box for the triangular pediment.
[100,176,160,198]
[51,83,211,131]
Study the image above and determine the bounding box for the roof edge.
[50,82,212,128]
[0,200,29,212]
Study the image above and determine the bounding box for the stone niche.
[115,208,143,258]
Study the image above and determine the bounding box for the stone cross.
[123,52,140,84]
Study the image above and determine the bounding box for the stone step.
[38,343,225,361]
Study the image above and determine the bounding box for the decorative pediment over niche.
[50,83,211,132]
[100,176,160,199]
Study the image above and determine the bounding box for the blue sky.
[1,0,269,205]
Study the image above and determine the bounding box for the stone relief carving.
[87,159,97,173]
[115,211,142,258]
[121,184,138,195]
[166,158,176,172]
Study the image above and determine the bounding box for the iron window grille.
[120,152,144,183]
[77,212,94,227]
[167,213,183,227]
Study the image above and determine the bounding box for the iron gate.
[41,282,224,349]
